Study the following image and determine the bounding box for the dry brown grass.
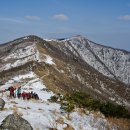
[17,106,27,110]
[93,111,105,119]
[35,43,82,95]
[78,108,87,116]
[10,101,18,104]
[55,117,64,125]
[2,107,8,111]
[63,123,74,130]
[11,105,23,116]
[107,117,130,130]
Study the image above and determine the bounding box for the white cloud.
[0,17,22,23]
[53,14,69,21]
[118,15,130,21]
[25,16,41,21]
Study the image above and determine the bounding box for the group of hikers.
[1,86,39,100]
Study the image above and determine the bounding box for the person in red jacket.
[26,93,30,100]
[9,86,15,98]
[22,91,26,100]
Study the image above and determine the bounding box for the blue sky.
[0,0,130,50]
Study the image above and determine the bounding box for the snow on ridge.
[44,38,53,42]
[88,40,130,84]
[4,44,35,61]
[0,43,56,72]
[63,36,130,84]
[23,36,29,40]
[13,71,36,81]
[0,44,36,72]
[64,37,113,78]
[43,54,55,65]
[0,71,110,130]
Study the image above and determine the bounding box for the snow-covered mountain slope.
[0,35,130,110]
[61,36,130,85]
[0,36,55,72]
[0,71,112,130]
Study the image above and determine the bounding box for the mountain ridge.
[0,35,130,110]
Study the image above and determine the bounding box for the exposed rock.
[0,114,33,130]
[0,98,5,110]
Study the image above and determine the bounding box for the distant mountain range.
[0,35,130,109]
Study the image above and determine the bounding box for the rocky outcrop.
[0,98,5,110]
[0,114,33,130]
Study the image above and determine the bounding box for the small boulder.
[0,98,5,110]
[0,114,33,130]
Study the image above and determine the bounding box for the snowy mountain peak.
[59,36,130,85]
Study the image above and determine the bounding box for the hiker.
[34,93,39,100]
[9,86,15,98]
[22,91,26,100]
[30,91,34,99]
[17,86,21,98]
[26,92,31,100]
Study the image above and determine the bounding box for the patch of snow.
[70,112,107,130]
[94,89,102,94]
[109,97,115,101]
[44,38,53,42]
[23,37,29,40]
[44,55,55,65]
[13,72,35,81]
